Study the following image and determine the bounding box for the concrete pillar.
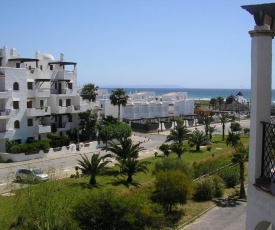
[246,25,275,230]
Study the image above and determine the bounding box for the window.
[13,101,19,109]
[16,63,20,68]
[66,99,71,107]
[40,65,43,70]
[14,120,20,129]
[28,119,33,127]
[40,100,44,107]
[68,115,72,122]
[68,83,73,89]
[27,101,32,108]
[13,82,19,90]
[27,82,33,90]
[59,99,62,106]
[50,65,53,70]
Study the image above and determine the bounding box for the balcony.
[54,122,72,131]
[0,109,11,119]
[0,129,14,139]
[35,88,51,98]
[0,90,12,99]
[35,125,51,134]
[26,107,51,117]
[52,106,68,114]
[50,89,67,95]
[73,104,93,113]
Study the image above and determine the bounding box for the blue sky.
[1,0,273,89]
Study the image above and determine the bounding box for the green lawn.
[0,134,249,229]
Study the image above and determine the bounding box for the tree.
[231,143,248,199]
[78,110,98,141]
[226,131,241,151]
[102,115,118,125]
[188,130,208,152]
[159,144,171,157]
[169,143,187,160]
[151,170,194,213]
[66,128,78,143]
[115,157,149,183]
[109,88,129,122]
[165,126,190,144]
[80,83,98,103]
[209,98,217,110]
[197,116,212,137]
[219,114,230,141]
[105,137,148,183]
[77,153,112,185]
[216,96,224,109]
[230,122,242,133]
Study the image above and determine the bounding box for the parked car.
[15,168,49,182]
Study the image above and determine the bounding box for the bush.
[9,139,50,154]
[151,170,194,212]
[153,158,193,179]
[72,190,163,230]
[211,175,225,198]
[194,178,215,201]
[47,133,70,148]
[218,166,239,188]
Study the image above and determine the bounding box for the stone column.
[246,25,275,230]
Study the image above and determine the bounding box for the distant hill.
[101,85,183,88]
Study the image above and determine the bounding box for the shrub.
[47,133,70,148]
[5,140,18,153]
[151,170,194,213]
[194,178,215,201]
[72,190,163,230]
[218,166,239,188]
[153,158,193,179]
[9,139,50,154]
[211,175,225,198]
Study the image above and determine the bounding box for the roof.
[236,91,244,96]
[162,92,177,97]
[48,61,77,66]
[195,107,211,112]
[242,3,275,30]
[8,58,39,63]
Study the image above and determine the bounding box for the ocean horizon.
[103,87,257,101]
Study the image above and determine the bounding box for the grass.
[0,134,249,229]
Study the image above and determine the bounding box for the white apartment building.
[104,91,194,120]
[0,46,97,152]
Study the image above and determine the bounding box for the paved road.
[181,200,247,230]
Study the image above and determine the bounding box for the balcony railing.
[0,109,11,116]
[50,89,67,95]
[261,122,275,183]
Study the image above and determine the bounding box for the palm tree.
[109,88,129,122]
[104,137,144,160]
[77,153,112,185]
[209,98,217,110]
[165,126,190,144]
[220,114,230,141]
[159,144,171,157]
[216,96,224,110]
[105,137,148,183]
[197,116,212,137]
[80,83,98,103]
[116,157,149,183]
[226,131,240,151]
[170,143,187,159]
[231,143,248,199]
[78,110,98,141]
[188,130,208,152]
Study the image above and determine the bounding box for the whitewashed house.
[242,3,275,230]
[0,46,97,152]
[104,91,194,120]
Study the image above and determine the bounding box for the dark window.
[68,115,72,122]
[66,99,71,107]
[40,65,43,70]
[38,135,41,140]
[55,116,58,122]
[28,119,33,127]
[68,83,73,89]
[27,101,32,108]
[59,99,62,106]
[50,65,53,70]
[14,120,20,129]
[27,82,33,90]
[16,63,20,68]
[40,100,43,107]
[13,82,19,90]
[13,101,19,109]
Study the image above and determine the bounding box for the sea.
[105,88,257,101]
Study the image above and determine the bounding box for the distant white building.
[0,45,99,152]
[104,91,194,120]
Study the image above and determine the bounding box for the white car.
[15,168,49,182]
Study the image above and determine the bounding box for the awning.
[13,98,20,101]
[27,79,35,82]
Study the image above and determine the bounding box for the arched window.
[13,82,19,90]
[14,120,20,129]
